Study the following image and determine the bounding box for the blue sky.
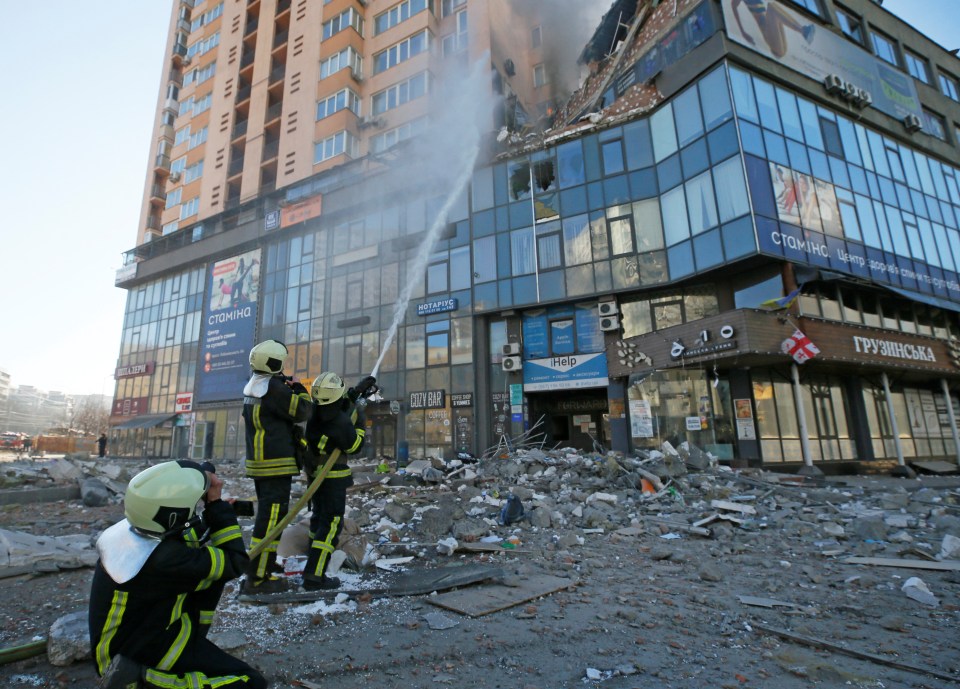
[0,1,956,396]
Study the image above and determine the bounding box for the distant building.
[112,0,960,470]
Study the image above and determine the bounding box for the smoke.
[508,0,613,96]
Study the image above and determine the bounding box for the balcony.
[228,157,245,176]
[235,84,252,103]
[276,0,291,14]
[240,50,255,69]
[265,101,282,123]
[173,43,187,59]
[272,29,288,49]
[150,184,167,203]
[268,64,285,84]
[244,17,258,36]
[232,120,249,140]
[262,140,280,160]
[154,154,171,169]
[146,216,161,231]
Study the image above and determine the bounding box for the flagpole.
[791,363,821,476]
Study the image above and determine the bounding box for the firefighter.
[301,372,375,590]
[242,339,313,593]
[89,461,266,689]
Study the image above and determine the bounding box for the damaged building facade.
[112,0,960,470]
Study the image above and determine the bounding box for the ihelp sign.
[175,393,194,413]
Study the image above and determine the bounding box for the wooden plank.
[843,557,960,571]
[427,574,576,617]
[753,623,960,684]
[710,499,757,515]
[238,563,503,605]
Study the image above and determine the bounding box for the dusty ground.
[1,452,959,689]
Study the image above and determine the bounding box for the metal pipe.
[791,363,813,467]
[881,372,906,466]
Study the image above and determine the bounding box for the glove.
[289,381,308,395]
[347,375,377,402]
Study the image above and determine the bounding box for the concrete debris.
[80,478,111,507]
[901,577,939,607]
[939,534,960,560]
[46,610,90,667]
[0,529,97,574]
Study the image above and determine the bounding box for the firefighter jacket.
[304,400,366,470]
[88,500,247,675]
[243,374,313,478]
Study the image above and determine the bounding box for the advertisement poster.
[721,0,920,120]
[734,398,756,440]
[523,352,609,392]
[197,249,262,403]
[629,399,654,438]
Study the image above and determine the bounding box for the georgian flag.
[782,328,820,364]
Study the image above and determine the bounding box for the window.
[441,11,467,56]
[441,0,465,17]
[316,89,361,120]
[531,25,542,49]
[188,126,208,150]
[870,29,899,66]
[313,131,359,163]
[788,0,821,15]
[904,50,930,84]
[187,31,220,59]
[323,8,363,40]
[320,47,362,80]
[180,197,199,220]
[190,2,222,32]
[165,188,182,210]
[533,63,547,88]
[184,160,204,183]
[370,116,428,154]
[374,0,430,35]
[372,72,428,115]
[374,30,430,74]
[940,71,959,102]
[174,125,191,147]
[170,157,187,176]
[184,61,216,87]
[922,109,946,141]
[835,7,862,44]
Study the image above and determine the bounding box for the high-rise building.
[113,0,960,473]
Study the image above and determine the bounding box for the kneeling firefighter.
[89,461,267,689]
[301,371,376,590]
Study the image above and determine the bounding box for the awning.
[884,285,960,314]
[113,413,177,430]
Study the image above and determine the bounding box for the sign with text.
[523,353,609,392]
[174,393,194,413]
[280,194,323,228]
[451,393,473,407]
[417,298,458,316]
[112,397,148,417]
[197,248,262,403]
[115,361,155,378]
[409,390,446,409]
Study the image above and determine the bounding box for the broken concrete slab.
[427,573,576,617]
[47,610,90,667]
[0,528,97,576]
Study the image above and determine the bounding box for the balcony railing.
[150,184,167,201]
[235,84,252,103]
[232,120,249,140]
[262,140,280,160]
[272,30,288,49]
[268,64,285,84]
[146,216,161,231]
[240,51,255,69]
[244,17,258,35]
[173,43,187,58]
[276,0,291,14]
[265,102,282,122]
[228,157,245,176]
[154,154,171,169]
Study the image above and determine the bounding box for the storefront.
[608,308,960,467]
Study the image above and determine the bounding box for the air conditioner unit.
[853,88,873,108]
[182,56,192,66]
[903,114,922,132]
[502,342,521,356]
[598,301,618,317]
[357,116,383,130]
[823,74,844,95]
[599,315,620,332]
[169,172,181,183]
[502,355,522,372]
[842,82,859,101]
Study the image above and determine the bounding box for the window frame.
[834,6,863,45]
[904,49,931,84]
[870,28,900,67]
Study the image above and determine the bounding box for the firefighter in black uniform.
[242,339,313,592]
[301,372,375,590]
[89,461,267,689]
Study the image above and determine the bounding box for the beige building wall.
[137,0,546,249]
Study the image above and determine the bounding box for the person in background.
[89,461,267,689]
[97,433,108,459]
[301,372,375,590]
[242,339,313,593]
